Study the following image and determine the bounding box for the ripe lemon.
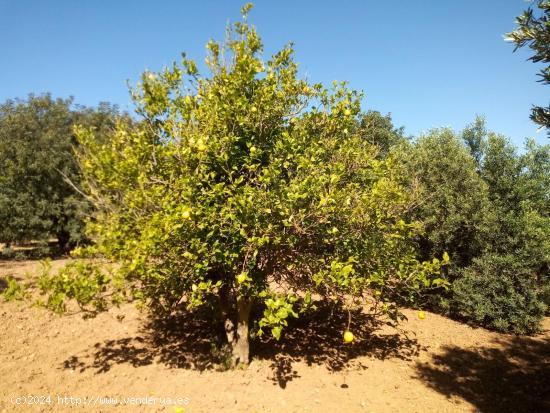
[418,311,426,320]
[343,330,354,343]
[344,109,351,116]
[182,210,190,219]
[236,272,247,284]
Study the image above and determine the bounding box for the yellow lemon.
[182,210,190,219]
[418,311,426,320]
[236,272,247,284]
[343,330,354,343]
[344,108,351,116]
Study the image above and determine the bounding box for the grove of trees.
[2,4,549,366]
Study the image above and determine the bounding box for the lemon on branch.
[343,330,354,343]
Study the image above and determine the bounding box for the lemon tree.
[70,4,445,365]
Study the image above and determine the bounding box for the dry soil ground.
[1,259,549,413]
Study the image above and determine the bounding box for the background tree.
[452,132,550,333]
[398,117,550,333]
[60,4,445,365]
[0,94,121,253]
[462,115,486,168]
[397,128,491,271]
[505,0,550,133]
[358,110,406,157]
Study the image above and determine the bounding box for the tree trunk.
[219,285,252,366]
[219,284,236,346]
[56,229,71,252]
[232,296,252,365]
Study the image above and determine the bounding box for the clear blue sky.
[1,0,547,147]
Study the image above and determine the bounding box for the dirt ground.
[1,259,549,413]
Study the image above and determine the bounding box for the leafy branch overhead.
[506,0,550,133]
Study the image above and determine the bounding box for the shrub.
[453,254,547,334]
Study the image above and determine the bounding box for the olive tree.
[67,4,444,365]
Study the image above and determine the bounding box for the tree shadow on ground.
[252,303,422,387]
[63,301,421,387]
[63,306,225,373]
[0,276,7,293]
[414,336,550,413]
